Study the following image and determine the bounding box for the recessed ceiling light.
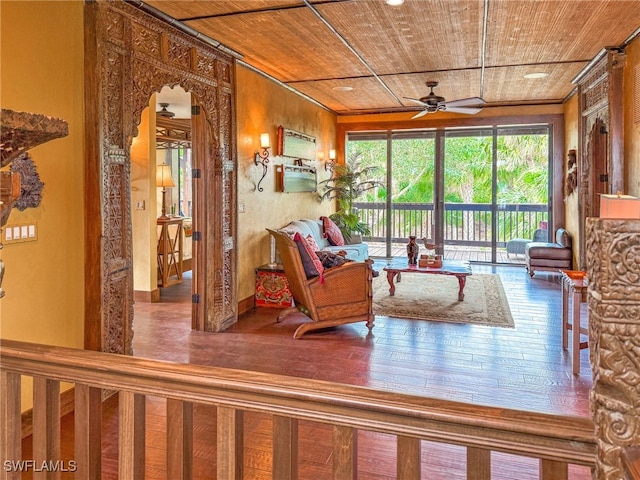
[386,0,404,5]
[524,72,549,79]
[333,86,353,92]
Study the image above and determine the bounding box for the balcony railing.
[355,202,548,246]
[1,339,594,479]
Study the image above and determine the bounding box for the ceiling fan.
[156,102,175,118]
[404,81,485,118]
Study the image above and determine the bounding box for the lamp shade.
[600,194,640,219]
[156,163,175,188]
[260,133,270,149]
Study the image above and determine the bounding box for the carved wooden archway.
[576,49,625,270]
[84,1,238,354]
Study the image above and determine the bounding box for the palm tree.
[318,151,383,241]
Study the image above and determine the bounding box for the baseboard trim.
[22,387,76,439]
[238,294,255,315]
[134,288,160,303]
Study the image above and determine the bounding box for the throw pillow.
[321,216,345,246]
[293,232,324,279]
[316,251,352,269]
[305,234,321,253]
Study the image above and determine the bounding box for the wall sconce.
[600,192,640,219]
[254,133,270,192]
[156,163,175,220]
[325,149,336,172]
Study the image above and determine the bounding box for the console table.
[157,217,183,287]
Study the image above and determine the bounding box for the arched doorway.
[84,0,238,354]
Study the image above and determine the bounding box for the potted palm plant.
[318,151,383,242]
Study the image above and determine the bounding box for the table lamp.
[156,163,175,220]
[600,192,640,219]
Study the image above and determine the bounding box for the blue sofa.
[279,219,369,262]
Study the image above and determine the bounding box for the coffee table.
[383,259,473,301]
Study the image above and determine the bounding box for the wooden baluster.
[118,392,145,480]
[272,415,298,480]
[216,406,243,480]
[333,426,357,479]
[0,371,21,480]
[33,377,60,480]
[467,447,491,480]
[167,399,193,480]
[74,384,102,480]
[397,435,420,480]
[539,459,567,480]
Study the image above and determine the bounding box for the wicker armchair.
[267,229,375,339]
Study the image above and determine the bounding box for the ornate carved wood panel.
[85,0,238,354]
[576,49,625,269]
[586,218,640,480]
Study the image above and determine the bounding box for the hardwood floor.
[133,263,592,478]
[24,263,593,479]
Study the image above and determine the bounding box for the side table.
[157,217,183,288]
[255,264,294,308]
[560,270,589,375]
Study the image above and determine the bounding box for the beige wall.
[1,0,85,407]
[624,36,640,197]
[131,105,158,292]
[563,94,580,264]
[235,66,336,301]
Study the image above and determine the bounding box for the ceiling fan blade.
[442,97,486,108]
[443,106,483,115]
[404,97,429,107]
[411,109,430,119]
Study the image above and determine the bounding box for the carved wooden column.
[586,218,640,479]
[84,0,238,354]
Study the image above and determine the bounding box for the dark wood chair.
[267,229,375,339]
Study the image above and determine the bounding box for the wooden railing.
[0,339,595,479]
[355,202,548,246]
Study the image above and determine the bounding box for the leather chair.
[525,228,573,277]
[267,229,375,339]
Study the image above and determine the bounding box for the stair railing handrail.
[0,339,596,472]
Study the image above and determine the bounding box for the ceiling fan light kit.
[405,81,485,118]
[157,102,175,118]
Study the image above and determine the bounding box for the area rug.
[372,273,514,328]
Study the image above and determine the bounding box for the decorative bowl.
[564,270,587,280]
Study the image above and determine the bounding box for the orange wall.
[0,1,85,347]
[563,94,580,264]
[235,66,337,302]
[1,0,85,408]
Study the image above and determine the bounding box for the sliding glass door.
[443,129,493,260]
[346,124,551,262]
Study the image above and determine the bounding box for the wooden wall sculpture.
[586,218,640,480]
[84,1,238,354]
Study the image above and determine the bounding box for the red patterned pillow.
[321,216,345,246]
[293,232,324,279]
[305,234,321,253]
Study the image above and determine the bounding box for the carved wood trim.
[586,218,640,480]
[576,49,625,269]
[84,0,237,353]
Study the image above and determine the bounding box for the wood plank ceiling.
[145,0,640,115]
